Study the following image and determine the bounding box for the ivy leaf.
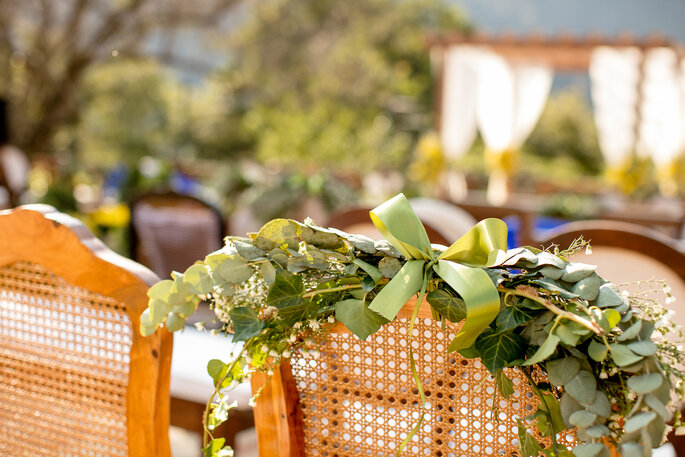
[335,299,388,341]
[588,340,609,362]
[517,419,542,457]
[475,329,526,375]
[279,301,317,326]
[495,370,514,399]
[266,269,304,309]
[229,307,265,341]
[207,359,243,390]
[538,392,566,435]
[426,289,466,323]
[496,304,537,330]
[522,334,560,366]
[609,344,643,367]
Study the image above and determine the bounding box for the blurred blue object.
[170,171,199,195]
[503,215,568,249]
[103,165,129,198]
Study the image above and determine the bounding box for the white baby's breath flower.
[287,334,297,343]
[248,397,257,407]
[282,350,291,358]
[328,315,336,324]
[194,321,205,331]
[621,290,630,298]
[663,284,673,295]
[655,319,667,329]
[293,322,302,329]
[585,245,593,255]
[627,392,637,401]
[268,350,279,358]
[666,296,676,305]
[309,320,320,331]
[676,426,685,436]
[599,371,608,379]
[261,345,269,353]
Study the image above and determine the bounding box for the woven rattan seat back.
[129,191,225,278]
[0,205,171,457]
[251,301,577,457]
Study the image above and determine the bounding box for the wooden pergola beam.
[427,32,684,71]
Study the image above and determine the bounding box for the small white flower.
[621,290,631,298]
[282,350,291,358]
[663,284,673,295]
[328,315,336,324]
[627,392,637,401]
[194,321,205,331]
[248,397,257,407]
[599,371,608,379]
[666,296,676,305]
[309,320,320,331]
[585,245,593,255]
[287,334,297,343]
[261,345,269,353]
[666,309,676,319]
[655,319,667,329]
[293,322,302,329]
[676,426,685,436]
[268,350,279,358]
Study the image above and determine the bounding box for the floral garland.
[141,194,685,457]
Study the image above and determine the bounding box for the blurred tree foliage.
[220,0,469,173]
[525,90,603,176]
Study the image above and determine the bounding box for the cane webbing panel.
[291,317,576,457]
[0,261,131,456]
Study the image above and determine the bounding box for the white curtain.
[439,46,480,160]
[589,47,643,167]
[638,48,685,168]
[475,51,553,153]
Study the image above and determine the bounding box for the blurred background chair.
[408,197,478,244]
[129,190,226,279]
[0,205,171,457]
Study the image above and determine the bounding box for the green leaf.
[619,443,643,457]
[599,309,621,332]
[166,312,185,332]
[229,307,265,341]
[361,276,375,292]
[555,323,581,346]
[561,263,597,282]
[571,443,609,457]
[266,269,304,309]
[279,301,317,326]
[624,412,657,433]
[588,340,609,362]
[585,392,611,418]
[539,265,564,280]
[256,218,297,245]
[140,309,157,336]
[205,248,230,270]
[335,299,388,341]
[496,304,537,330]
[234,240,266,260]
[645,394,671,420]
[183,264,214,295]
[458,341,480,359]
[547,357,580,386]
[148,279,173,300]
[593,283,624,308]
[495,370,514,399]
[539,392,566,435]
[378,256,402,278]
[584,425,610,438]
[571,273,601,301]
[215,256,253,284]
[427,289,466,323]
[259,261,276,283]
[565,370,597,404]
[517,419,542,457]
[475,329,526,375]
[561,393,584,426]
[609,344,643,367]
[532,278,579,299]
[627,373,663,394]
[617,320,643,342]
[149,298,171,323]
[203,438,226,457]
[522,334,560,366]
[353,258,382,284]
[569,410,597,428]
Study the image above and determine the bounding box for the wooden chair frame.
[0,205,172,457]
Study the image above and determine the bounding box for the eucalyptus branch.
[498,286,603,335]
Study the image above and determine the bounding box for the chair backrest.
[129,191,225,278]
[250,300,576,457]
[538,220,685,329]
[326,207,453,246]
[0,205,171,457]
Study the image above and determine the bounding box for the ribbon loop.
[367,194,508,350]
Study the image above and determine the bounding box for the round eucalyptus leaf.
[149,298,171,323]
[539,265,564,280]
[571,443,608,457]
[624,411,657,433]
[585,391,611,418]
[379,256,402,278]
[571,273,601,301]
[547,357,580,386]
[584,424,610,438]
[140,309,157,336]
[234,240,266,260]
[565,370,597,404]
[626,373,663,394]
[593,283,624,308]
[147,279,173,299]
[619,443,643,457]
[165,312,185,332]
[609,343,643,367]
[183,263,214,295]
[569,410,597,428]
[626,340,657,356]
[644,394,671,420]
[215,256,253,284]
[617,320,643,342]
[588,340,609,362]
[562,263,597,283]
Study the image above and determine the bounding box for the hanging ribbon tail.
[438,218,508,266]
[369,193,433,261]
[368,260,425,320]
[434,260,501,352]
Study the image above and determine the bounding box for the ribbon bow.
[368,194,508,351]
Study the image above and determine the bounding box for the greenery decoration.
[141,194,685,457]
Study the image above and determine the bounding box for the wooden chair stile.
[0,204,171,457]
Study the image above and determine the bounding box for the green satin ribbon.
[368,193,508,351]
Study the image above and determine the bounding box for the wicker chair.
[129,191,226,279]
[0,205,171,457]
[250,299,576,457]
